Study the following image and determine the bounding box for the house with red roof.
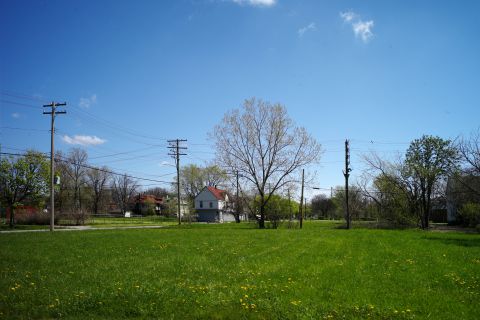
[195,186,234,222]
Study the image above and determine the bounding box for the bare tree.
[66,148,88,212]
[111,174,138,214]
[86,167,111,215]
[459,128,480,175]
[360,153,421,226]
[212,98,321,228]
[204,165,227,187]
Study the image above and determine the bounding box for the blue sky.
[1,0,479,198]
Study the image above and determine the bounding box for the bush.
[59,210,90,225]
[458,202,480,228]
[15,212,58,225]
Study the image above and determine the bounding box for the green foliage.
[180,164,227,201]
[332,186,368,221]
[0,151,49,226]
[253,194,298,228]
[143,197,156,216]
[458,202,480,228]
[0,151,49,206]
[405,135,459,228]
[0,223,479,319]
[310,194,337,219]
[372,174,417,226]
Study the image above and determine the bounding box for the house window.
[209,202,213,208]
[200,201,203,208]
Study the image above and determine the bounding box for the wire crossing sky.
[1,0,479,197]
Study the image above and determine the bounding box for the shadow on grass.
[425,235,480,248]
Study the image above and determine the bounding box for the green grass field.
[1,222,479,319]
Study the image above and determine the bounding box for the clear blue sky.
[1,0,479,198]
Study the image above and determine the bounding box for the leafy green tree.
[0,151,49,227]
[405,135,459,229]
[311,194,336,219]
[252,194,298,228]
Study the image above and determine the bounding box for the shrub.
[15,212,58,225]
[458,202,480,228]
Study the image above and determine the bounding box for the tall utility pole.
[288,188,292,221]
[168,139,187,225]
[304,198,307,220]
[43,101,66,232]
[299,168,305,229]
[343,139,352,229]
[236,170,240,222]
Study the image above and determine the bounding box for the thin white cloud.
[62,135,106,146]
[298,22,316,37]
[232,0,276,7]
[353,20,374,43]
[340,10,375,43]
[11,112,20,119]
[78,94,97,108]
[340,11,357,23]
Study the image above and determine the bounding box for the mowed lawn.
[0,222,479,319]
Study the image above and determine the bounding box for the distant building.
[195,186,236,222]
[134,194,164,215]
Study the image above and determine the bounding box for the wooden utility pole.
[43,101,66,232]
[343,139,352,229]
[304,197,307,220]
[299,169,305,229]
[168,139,187,225]
[236,170,240,222]
[288,188,292,221]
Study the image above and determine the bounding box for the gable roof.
[207,186,227,201]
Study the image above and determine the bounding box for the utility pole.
[236,170,240,222]
[343,139,352,229]
[288,188,292,221]
[168,139,187,225]
[299,168,305,229]
[43,101,66,232]
[304,198,308,220]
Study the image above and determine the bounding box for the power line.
[0,126,50,132]
[0,99,40,109]
[1,151,176,185]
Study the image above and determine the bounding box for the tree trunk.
[233,213,240,223]
[9,206,15,228]
[259,204,265,229]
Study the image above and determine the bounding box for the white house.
[195,186,236,222]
